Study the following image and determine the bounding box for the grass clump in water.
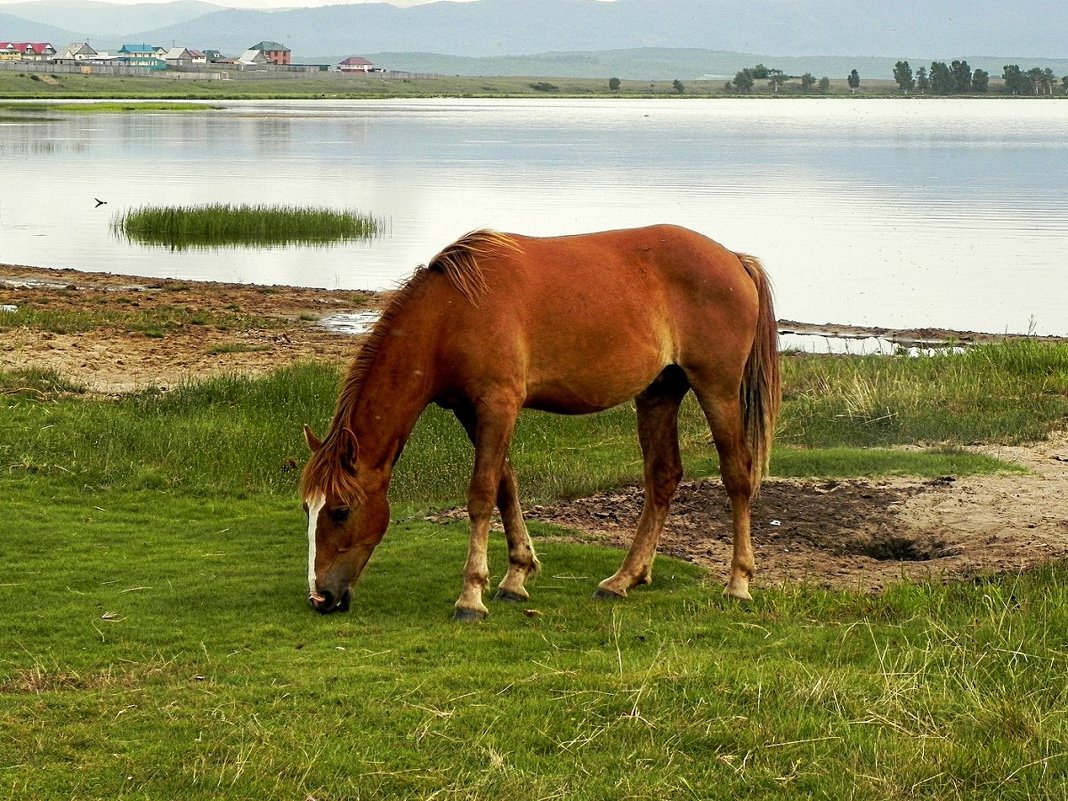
[112,203,383,250]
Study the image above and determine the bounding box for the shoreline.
[4,260,1062,346]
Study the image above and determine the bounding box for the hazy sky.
[0,0,433,5]
[0,0,458,7]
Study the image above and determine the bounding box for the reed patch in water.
[112,203,383,249]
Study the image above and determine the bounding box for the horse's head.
[301,425,390,614]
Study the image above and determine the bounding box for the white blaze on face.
[306,494,326,595]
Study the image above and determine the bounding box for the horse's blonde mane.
[300,230,521,502]
[426,229,522,304]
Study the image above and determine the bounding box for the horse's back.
[431,225,761,413]
[511,224,754,308]
[504,224,759,358]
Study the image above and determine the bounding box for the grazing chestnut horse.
[301,224,780,620]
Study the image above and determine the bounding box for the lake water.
[2,98,1066,336]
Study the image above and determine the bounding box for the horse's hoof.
[493,588,528,604]
[452,606,488,622]
[593,586,626,600]
[723,584,753,602]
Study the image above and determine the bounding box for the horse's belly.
[520,313,674,413]
[524,361,666,415]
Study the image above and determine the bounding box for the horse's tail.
[736,253,781,492]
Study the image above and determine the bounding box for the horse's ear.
[338,427,360,473]
[303,424,322,453]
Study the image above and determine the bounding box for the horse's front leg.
[454,397,520,622]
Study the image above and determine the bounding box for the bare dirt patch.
[0,263,380,394]
[4,263,1066,593]
[526,432,1068,592]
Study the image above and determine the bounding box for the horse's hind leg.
[690,384,756,600]
[596,367,688,599]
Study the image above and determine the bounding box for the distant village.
[0,40,384,76]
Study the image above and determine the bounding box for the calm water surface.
[2,98,1066,335]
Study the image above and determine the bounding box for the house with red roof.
[247,41,290,66]
[339,56,378,74]
[0,42,57,61]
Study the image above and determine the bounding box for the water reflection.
[0,120,88,155]
[253,117,293,154]
[780,333,966,357]
[1,98,1066,335]
[319,310,380,336]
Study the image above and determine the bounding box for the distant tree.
[950,60,972,93]
[732,69,754,93]
[1042,68,1057,95]
[1062,75,1068,95]
[971,68,989,93]
[916,66,929,94]
[767,68,789,93]
[929,61,953,94]
[1002,65,1029,95]
[847,69,860,93]
[800,72,817,91]
[608,76,621,91]
[818,76,831,92]
[751,63,770,79]
[672,79,685,94]
[1025,67,1048,95]
[893,60,915,93]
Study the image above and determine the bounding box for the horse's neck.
[338,315,438,471]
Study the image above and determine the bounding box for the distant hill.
[0,11,80,44]
[108,0,1068,61]
[1,0,1065,81]
[2,0,222,39]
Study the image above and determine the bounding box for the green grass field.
[1,340,1067,798]
[0,71,905,101]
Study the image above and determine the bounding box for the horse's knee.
[467,479,498,517]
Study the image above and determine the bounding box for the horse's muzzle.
[309,587,352,614]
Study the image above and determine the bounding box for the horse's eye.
[329,506,351,523]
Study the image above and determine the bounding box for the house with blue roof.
[117,43,167,69]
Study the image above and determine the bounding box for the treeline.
[893,60,1068,95]
[727,63,831,93]
[721,60,1068,96]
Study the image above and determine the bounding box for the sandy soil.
[3,263,1066,592]
[0,264,379,394]
[526,435,1068,592]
